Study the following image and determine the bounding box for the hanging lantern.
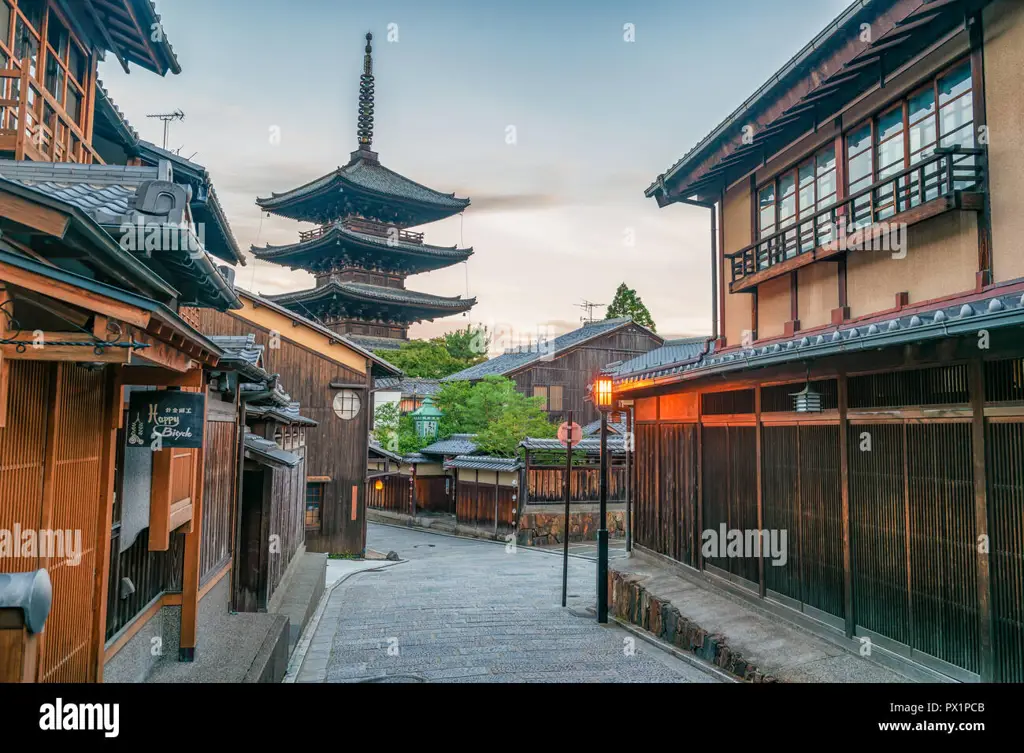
[791,384,822,413]
[374,479,384,491]
[593,376,614,412]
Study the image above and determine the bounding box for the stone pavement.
[293,524,719,683]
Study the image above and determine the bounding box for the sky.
[101,0,853,346]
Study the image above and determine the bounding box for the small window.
[549,385,563,412]
[332,389,361,420]
[533,385,547,409]
[305,483,323,530]
[18,0,43,32]
[0,3,11,51]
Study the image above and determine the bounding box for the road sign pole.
[562,410,572,607]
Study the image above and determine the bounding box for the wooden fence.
[525,466,626,504]
[455,479,516,534]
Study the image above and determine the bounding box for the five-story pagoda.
[253,32,476,350]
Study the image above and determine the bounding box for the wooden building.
[250,32,475,351]
[624,0,1024,683]
[444,317,663,426]
[444,456,521,538]
[194,288,400,556]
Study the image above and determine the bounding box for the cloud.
[464,192,564,212]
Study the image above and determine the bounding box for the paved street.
[294,524,718,683]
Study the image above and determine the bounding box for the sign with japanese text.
[126,390,205,449]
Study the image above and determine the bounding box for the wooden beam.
[82,0,132,74]
[755,385,765,598]
[89,368,120,682]
[968,359,993,681]
[838,372,854,638]
[120,366,203,388]
[179,387,209,661]
[0,259,151,327]
[2,342,131,364]
[149,448,173,552]
[0,193,71,238]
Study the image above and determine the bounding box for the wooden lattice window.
[305,482,323,530]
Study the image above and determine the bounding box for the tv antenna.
[576,299,605,324]
[146,110,185,150]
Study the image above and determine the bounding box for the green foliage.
[605,282,656,332]
[434,376,557,457]
[374,325,490,379]
[372,401,428,455]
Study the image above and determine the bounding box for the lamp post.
[593,376,614,624]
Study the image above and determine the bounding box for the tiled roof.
[616,289,1024,387]
[443,317,655,381]
[581,419,627,436]
[348,335,406,352]
[266,280,475,311]
[375,377,442,397]
[420,434,478,456]
[369,439,404,464]
[257,157,469,214]
[208,334,267,381]
[519,437,626,454]
[607,337,710,379]
[251,223,471,265]
[0,160,240,310]
[244,432,301,468]
[246,402,317,427]
[443,455,522,472]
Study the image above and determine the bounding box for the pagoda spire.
[357,32,375,149]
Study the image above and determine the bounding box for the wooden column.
[89,368,120,682]
[179,385,209,662]
[0,285,10,428]
[696,396,704,571]
[755,386,765,597]
[969,358,993,681]
[838,372,854,638]
[970,12,992,288]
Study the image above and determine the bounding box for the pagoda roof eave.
[264,280,476,316]
[255,158,470,225]
[249,224,473,269]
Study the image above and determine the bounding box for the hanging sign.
[126,390,205,449]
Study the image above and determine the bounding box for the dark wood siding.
[199,398,238,583]
[197,308,371,555]
[510,323,662,425]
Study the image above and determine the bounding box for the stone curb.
[610,616,738,684]
[608,569,779,684]
[283,559,405,683]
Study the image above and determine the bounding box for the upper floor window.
[757,143,836,267]
[848,59,974,228]
[533,385,563,412]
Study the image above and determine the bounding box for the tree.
[434,376,557,457]
[374,325,490,378]
[605,283,656,332]
[372,401,427,455]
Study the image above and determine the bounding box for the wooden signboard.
[126,390,205,449]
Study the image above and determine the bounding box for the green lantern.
[411,395,442,439]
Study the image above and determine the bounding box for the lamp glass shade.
[594,377,614,411]
[374,479,384,491]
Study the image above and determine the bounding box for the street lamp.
[593,376,614,624]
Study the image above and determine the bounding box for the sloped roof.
[348,334,406,352]
[62,0,181,76]
[519,437,626,454]
[444,455,522,472]
[419,434,478,456]
[250,223,471,268]
[265,279,475,312]
[369,439,404,464]
[375,377,442,397]
[208,334,267,381]
[244,433,301,468]
[616,288,1024,388]
[581,419,627,436]
[443,317,659,381]
[607,337,710,379]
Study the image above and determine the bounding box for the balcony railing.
[0,60,103,164]
[299,217,425,245]
[727,147,986,290]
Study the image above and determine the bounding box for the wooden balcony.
[0,61,102,164]
[727,147,986,294]
[299,217,425,245]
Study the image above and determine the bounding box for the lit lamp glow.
[374,479,384,491]
[594,376,614,412]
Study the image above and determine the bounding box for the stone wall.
[517,505,626,546]
[608,569,777,683]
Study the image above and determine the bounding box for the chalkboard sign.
[126,390,205,449]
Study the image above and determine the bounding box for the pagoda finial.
[357,32,375,149]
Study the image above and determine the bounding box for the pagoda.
[253,32,476,350]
